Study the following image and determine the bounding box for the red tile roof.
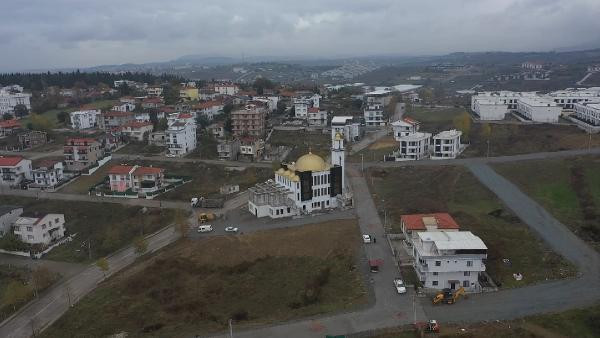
[103,110,134,117]
[178,113,193,119]
[401,213,460,231]
[402,117,420,125]
[308,107,320,113]
[35,159,60,169]
[133,166,164,176]
[107,165,135,175]
[0,156,25,167]
[0,119,21,129]
[122,121,153,129]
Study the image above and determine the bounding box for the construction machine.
[198,212,216,223]
[432,287,465,305]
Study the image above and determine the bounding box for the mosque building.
[247,131,346,218]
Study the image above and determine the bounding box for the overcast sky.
[2,0,600,71]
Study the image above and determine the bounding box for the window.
[433,272,438,276]
[463,281,469,287]
[432,281,438,286]
[28,235,34,240]
[464,271,470,276]
[435,261,441,266]
[27,227,33,232]
[467,261,473,267]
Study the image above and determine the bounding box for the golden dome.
[291,175,300,182]
[276,168,285,175]
[284,170,294,177]
[295,152,328,172]
[335,132,343,141]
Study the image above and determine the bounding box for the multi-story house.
[401,213,460,247]
[394,132,431,161]
[107,165,165,196]
[413,231,487,292]
[0,88,31,117]
[166,113,197,156]
[31,160,64,189]
[63,138,103,172]
[0,119,21,137]
[331,116,363,143]
[239,136,264,161]
[307,107,328,126]
[146,86,163,97]
[180,87,199,101]
[0,205,23,237]
[231,102,267,137]
[141,97,164,109]
[217,139,240,160]
[120,121,154,142]
[391,117,420,140]
[0,156,32,187]
[214,82,239,96]
[148,131,167,147]
[69,109,101,129]
[99,110,135,130]
[17,131,47,149]
[363,103,385,126]
[193,100,224,120]
[208,122,225,138]
[573,102,600,126]
[13,214,66,245]
[431,130,462,159]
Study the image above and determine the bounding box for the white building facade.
[394,132,431,161]
[573,102,600,126]
[13,214,66,245]
[431,130,462,159]
[166,114,197,156]
[391,118,420,140]
[0,88,31,117]
[31,160,64,189]
[0,156,33,187]
[516,98,562,123]
[70,110,100,129]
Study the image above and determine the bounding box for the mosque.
[248,131,346,218]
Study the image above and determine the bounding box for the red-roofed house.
[141,97,164,109]
[99,110,135,130]
[31,159,64,189]
[401,213,460,246]
[307,107,328,126]
[0,156,32,187]
[0,119,21,136]
[108,164,165,195]
[120,121,154,142]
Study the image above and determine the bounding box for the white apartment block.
[471,98,508,121]
[394,132,431,161]
[573,102,600,126]
[516,97,562,123]
[391,118,420,141]
[431,130,462,159]
[413,231,487,292]
[32,160,64,189]
[307,108,328,126]
[166,113,197,156]
[146,86,163,97]
[70,110,100,129]
[214,83,239,96]
[547,87,600,111]
[331,116,362,143]
[0,88,31,116]
[364,103,385,126]
[0,156,32,187]
[13,214,66,245]
[294,99,309,118]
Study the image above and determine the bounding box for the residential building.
[63,138,103,172]
[401,213,460,247]
[141,97,164,109]
[248,132,345,218]
[331,116,363,143]
[391,117,420,140]
[194,100,224,120]
[0,88,31,117]
[214,82,239,96]
[217,139,240,160]
[148,131,167,147]
[0,205,23,237]
[69,109,101,129]
[293,94,321,119]
[180,87,199,101]
[120,121,154,142]
[521,61,544,70]
[253,96,279,112]
[547,87,600,111]
[472,98,508,120]
[99,110,135,130]
[231,102,267,137]
[107,165,165,196]
[0,119,21,137]
[573,102,600,126]
[199,88,219,100]
[31,160,64,189]
[239,136,264,161]
[365,89,393,106]
[516,97,562,123]
[146,86,163,97]
[364,103,386,126]
[0,156,32,187]
[307,107,328,126]
[114,80,138,88]
[17,131,47,149]
[393,132,431,161]
[413,231,487,292]
[13,214,66,245]
[166,113,197,156]
[112,102,136,112]
[431,130,462,159]
[208,122,225,138]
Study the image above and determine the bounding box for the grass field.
[367,166,575,288]
[187,135,219,159]
[41,219,368,337]
[348,136,397,162]
[60,159,271,200]
[404,106,465,131]
[373,303,600,338]
[269,129,330,161]
[494,156,600,252]
[0,196,175,263]
[116,143,165,156]
[21,99,118,128]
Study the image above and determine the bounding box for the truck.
[191,197,225,208]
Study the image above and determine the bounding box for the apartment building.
[166,113,197,156]
[99,110,135,130]
[547,87,600,111]
[13,214,66,245]
[573,102,600,126]
[0,156,32,187]
[307,107,328,126]
[120,121,154,142]
[146,86,163,97]
[431,130,462,159]
[214,82,239,96]
[239,136,264,161]
[0,87,31,117]
[471,98,509,121]
[63,138,103,172]
[231,102,267,137]
[0,119,21,137]
[363,103,385,126]
[391,117,420,140]
[31,160,64,189]
[331,116,363,143]
[217,139,240,160]
[413,231,487,292]
[17,131,47,149]
[516,97,562,123]
[401,213,460,247]
[394,132,431,161]
[69,109,100,129]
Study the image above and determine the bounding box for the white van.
[197,225,213,233]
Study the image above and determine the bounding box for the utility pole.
[229,319,233,338]
[361,154,364,173]
[486,139,490,158]
[88,240,91,260]
[413,294,417,325]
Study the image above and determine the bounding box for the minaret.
[332,132,345,193]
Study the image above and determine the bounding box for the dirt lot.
[269,129,331,161]
[349,136,397,162]
[367,166,576,288]
[494,156,600,252]
[41,220,368,337]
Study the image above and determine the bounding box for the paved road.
[421,162,600,323]
[0,150,63,160]
[112,153,273,168]
[0,226,180,338]
[0,255,86,280]
[350,129,390,155]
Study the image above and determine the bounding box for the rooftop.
[401,213,460,231]
[398,132,431,141]
[107,165,136,175]
[0,156,25,167]
[418,231,487,251]
[133,166,164,176]
[434,129,462,139]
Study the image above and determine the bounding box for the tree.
[13,104,29,118]
[196,115,210,129]
[57,111,70,124]
[3,281,30,311]
[31,267,54,297]
[96,257,109,277]
[453,111,472,142]
[162,84,180,105]
[156,117,168,131]
[3,113,12,120]
[418,88,433,104]
[118,83,131,96]
[480,123,492,140]
[252,77,275,95]
[133,236,148,255]
[276,101,287,115]
[223,103,233,115]
[29,114,53,132]
[174,210,189,238]
[224,118,233,133]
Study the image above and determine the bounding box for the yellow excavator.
[432,287,465,305]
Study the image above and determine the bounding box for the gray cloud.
[1,0,600,71]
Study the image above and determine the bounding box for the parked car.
[225,226,238,233]
[166,153,176,158]
[394,278,407,294]
[197,225,213,233]
[362,234,372,243]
